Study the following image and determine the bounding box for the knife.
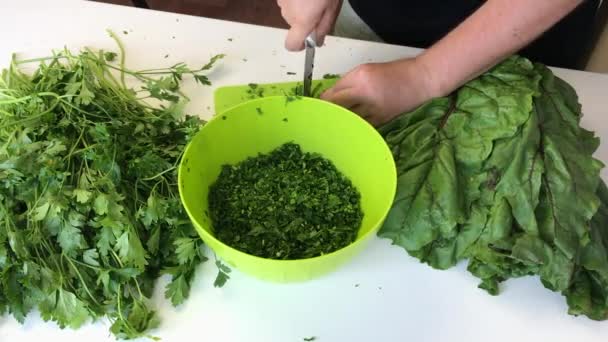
[303,32,317,97]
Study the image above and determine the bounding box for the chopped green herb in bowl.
[208,142,363,260]
[178,96,396,282]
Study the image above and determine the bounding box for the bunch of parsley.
[0,32,226,339]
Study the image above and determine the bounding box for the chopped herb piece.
[291,83,303,96]
[213,260,231,288]
[323,73,340,79]
[285,95,301,104]
[104,51,117,61]
[246,83,264,99]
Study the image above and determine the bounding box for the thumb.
[321,87,362,109]
[285,23,317,51]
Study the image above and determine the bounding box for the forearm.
[418,0,583,97]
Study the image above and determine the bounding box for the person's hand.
[321,57,439,126]
[277,0,342,51]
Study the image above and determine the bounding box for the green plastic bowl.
[178,96,396,282]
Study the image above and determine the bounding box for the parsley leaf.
[73,189,93,204]
[174,238,197,265]
[165,274,190,306]
[213,260,231,288]
[51,288,90,329]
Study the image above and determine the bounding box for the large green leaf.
[379,56,608,320]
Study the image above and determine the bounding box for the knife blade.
[303,32,317,97]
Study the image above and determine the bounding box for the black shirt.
[348,0,600,69]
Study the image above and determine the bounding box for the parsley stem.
[0,93,62,129]
[33,246,52,269]
[141,166,176,181]
[68,257,102,270]
[110,249,124,268]
[0,91,59,105]
[107,30,127,89]
[64,254,100,305]
[64,144,98,160]
[57,98,113,120]
[133,279,144,298]
[65,126,87,160]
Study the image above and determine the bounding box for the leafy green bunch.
[379,56,608,320]
[0,32,226,339]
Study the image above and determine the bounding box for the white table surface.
[2,1,608,341]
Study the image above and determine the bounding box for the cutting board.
[213,78,339,114]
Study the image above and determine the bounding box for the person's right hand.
[277,0,342,51]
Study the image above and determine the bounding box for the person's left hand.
[321,57,439,126]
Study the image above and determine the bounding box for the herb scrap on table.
[213,260,232,288]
